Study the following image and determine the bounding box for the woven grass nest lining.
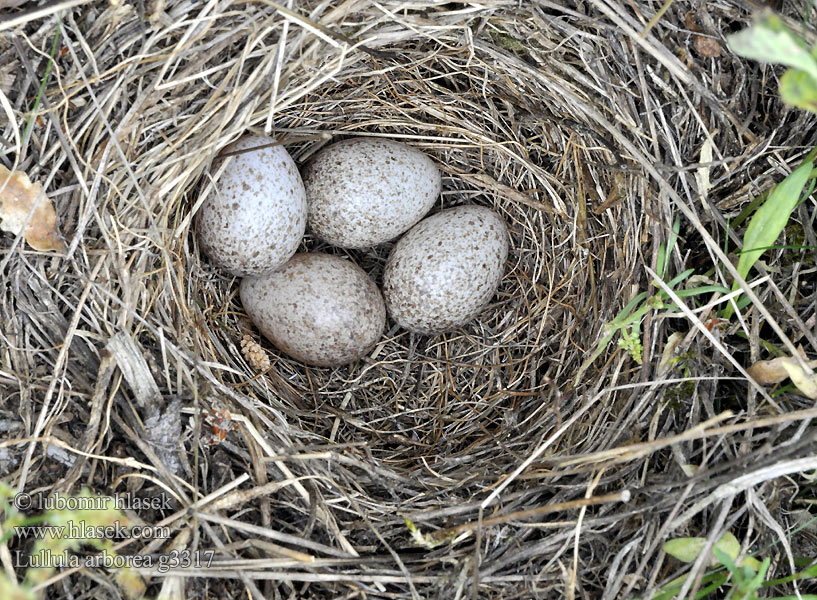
[2,0,817,598]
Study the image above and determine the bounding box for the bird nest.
[1,1,816,598]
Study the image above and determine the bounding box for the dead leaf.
[657,331,684,376]
[781,359,817,399]
[0,61,17,95]
[694,36,722,58]
[747,349,817,386]
[685,10,722,58]
[696,137,714,213]
[684,11,701,33]
[680,463,699,478]
[147,0,166,25]
[144,397,182,475]
[593,172,626,214]
[0,165,64,251]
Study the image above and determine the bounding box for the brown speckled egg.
[383,205,509,334]
[197,135,306,277]
[303,138,441,248]
[240,253,386,366]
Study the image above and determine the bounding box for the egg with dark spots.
[240,253,386,366]
[303,138,441,248]
[197,135,306,277]
[383,206,509,334]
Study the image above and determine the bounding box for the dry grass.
[1,0,816,598]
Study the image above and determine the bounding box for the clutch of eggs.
[197,133,510,366]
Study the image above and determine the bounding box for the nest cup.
[5,0,817,597]
[189,6,621,593]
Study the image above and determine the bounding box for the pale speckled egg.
[383,205,509,334]
[303,137,441,248]
[240,253,386,366]
[197,135,306,277]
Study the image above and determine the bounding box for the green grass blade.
[799,174,816,203]
[21,17,62,151]
[610,291,649,326]
[746,557,770,589]
[573,331,616,385]
[732,189,769,229]
[663,268,695,290]
[657,215,681,279]
[672,285,732,298]
[735,153,814,283]
[632,571,728,600]
[694,578,728,599]
[574,291,650,384]
[724,149,817,318]
[764,558,817,585]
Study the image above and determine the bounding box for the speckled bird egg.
[383,205,509,334]
[240,253,386,366]
[197,135,306,277]
[303,137,441,248]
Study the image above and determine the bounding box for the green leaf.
[662,531,742,565]
[663,537,706,563]
[0,576,36,600]
[727,13,817,82]
[618,328,643,364]
[741,555,763,572]
[747,556,770,584]
[780,68,817,112]
[714,530,740,563]
[736,154,814,281]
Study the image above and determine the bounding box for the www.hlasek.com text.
[15,521,170,541]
